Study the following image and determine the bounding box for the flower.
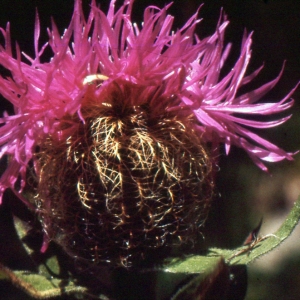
[0,0,297,266]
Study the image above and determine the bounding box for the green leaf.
[164,197,300,274]
[0,267,9,280]
[13,216,34,255]
[0,261,89,299]
[164,256,221,274]
[170,258,231,300]
[160,198,300,299]
[211,196,300,265]
[0,215,109,299]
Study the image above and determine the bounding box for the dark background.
[0,1,300,299]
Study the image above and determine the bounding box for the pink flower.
[0,0,297,203]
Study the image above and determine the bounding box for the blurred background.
[0,0,299,299]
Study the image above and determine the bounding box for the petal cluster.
[0,0,297,201]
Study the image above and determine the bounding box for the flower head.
[0,0,297,266]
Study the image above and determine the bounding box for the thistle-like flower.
[0,0,297,267]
